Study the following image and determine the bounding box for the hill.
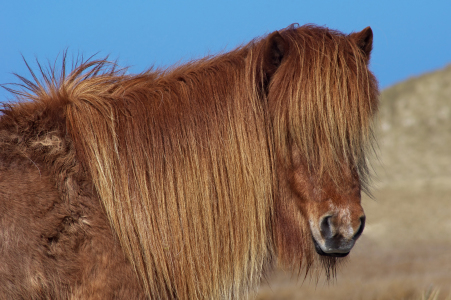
[374,65,451,187]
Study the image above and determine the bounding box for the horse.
[0,24,378,299]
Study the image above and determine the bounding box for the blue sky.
[1,1,450,101]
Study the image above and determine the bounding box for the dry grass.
[422,288,441,300]
[253,65,451,299]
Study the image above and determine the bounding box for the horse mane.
[2,24,378,299]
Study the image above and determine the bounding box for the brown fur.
[0,24,378,299]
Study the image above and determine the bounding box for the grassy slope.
[254,65,451,299]
[374,64,451,186]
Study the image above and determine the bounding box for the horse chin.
[312,237,350,258]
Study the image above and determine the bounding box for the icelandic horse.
[0,24,378,299]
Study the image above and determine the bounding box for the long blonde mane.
[65,51,274,299]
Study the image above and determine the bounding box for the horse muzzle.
[311,214,365,257]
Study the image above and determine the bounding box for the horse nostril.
[320,216,333,239]
[315,214,364,257]
[354,215,366,240]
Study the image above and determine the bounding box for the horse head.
[263,25,378,270]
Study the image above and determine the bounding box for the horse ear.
[262,31,287,81]
[351,26,373,59]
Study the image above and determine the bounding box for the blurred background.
[1,1,450,299]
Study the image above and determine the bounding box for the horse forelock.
[269,25,379,193]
